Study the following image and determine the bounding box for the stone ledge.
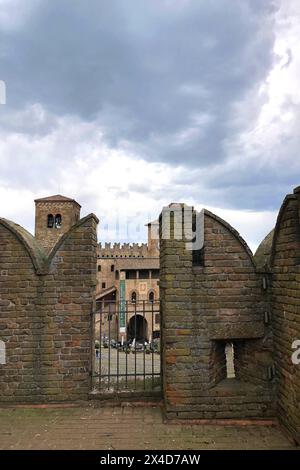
[208,321,265,340]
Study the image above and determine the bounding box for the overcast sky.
[0,0,300,251]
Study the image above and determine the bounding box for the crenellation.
[97,241,156,258]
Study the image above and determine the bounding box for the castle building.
[32,193,160,343]
[95,220,160,342]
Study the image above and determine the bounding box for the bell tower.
[34,194,81,253]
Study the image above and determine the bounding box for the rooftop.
[34,194,81,207]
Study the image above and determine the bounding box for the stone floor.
[0,403,297,450]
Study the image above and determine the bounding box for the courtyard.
[95,348,161,381]
[0,404,296,450]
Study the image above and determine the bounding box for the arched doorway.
[127,315,148,342]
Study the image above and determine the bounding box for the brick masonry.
[159,191,300,443]
[159,206,275,421]
[0,211,98,402]
[270,188,300,443]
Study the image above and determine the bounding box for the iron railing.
[91,300,161,393]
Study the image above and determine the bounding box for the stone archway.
[127,314,148,342]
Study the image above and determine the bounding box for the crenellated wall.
[98,242,150,258]
[159,205,275,420]
[0,214,98,403]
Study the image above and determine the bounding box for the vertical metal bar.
[99,304,102,390]
[108,301,111,390]
[159,300,162,392]
[151,299,154,389]
[116,300,119,390]
[125,300,128,388]
[134,300,137,390]
[143,299,146,390]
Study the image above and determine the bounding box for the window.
[131,291,137,304]
[139,270,149,279]
[225,342,236,379]
[192,248,204,266]
[151,270,159,279]
[55,214,62,229]
[126,270,137,280]
[98,265,101,272]
[155,313,160,325]
[102,282,106,289]
[47,214,54,228]
[0,340,5,365]
[115,270,119,280]
[111,265,115,272]
[149,291,154,303]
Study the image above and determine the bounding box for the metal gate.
[91,300,161,394]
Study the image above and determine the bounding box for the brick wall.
[271,189,300,443]
[0,214,98,403]
[160,205,275,420]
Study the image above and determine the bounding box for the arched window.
[0,340,6,365]
[47,214,54,228]
[131,291,137,304]
[149,291,154,303]
[55,214,62,229]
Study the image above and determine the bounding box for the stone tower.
[146,219,159,255]
[34,195,81,253]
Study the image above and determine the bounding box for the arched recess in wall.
[148,290,155,303]
[55,214,62,229]
[47,214,54,228]
[0,340,6,365]
[131,291,137,304]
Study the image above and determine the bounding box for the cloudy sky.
[0,0,300,251]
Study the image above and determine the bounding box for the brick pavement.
[0,403,297,450]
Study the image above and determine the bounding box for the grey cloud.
[2,0,297,217]
[0,0,277,169]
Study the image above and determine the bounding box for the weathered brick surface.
[0,214,98,403]
[160,206,275,420]
[0,405,295,450]
[271,190,300,443]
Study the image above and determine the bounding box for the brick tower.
[34,195,81,253]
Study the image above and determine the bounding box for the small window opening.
[131,291,137,304]
[102,282,106,289]
[0,340,6,365]
[111,265,115,272]
[115,270,119,280]
[47,214,54,228]
[55,214,62,229]
[98,265,101,272]
[149,291,154,303]
[225,342,236,379]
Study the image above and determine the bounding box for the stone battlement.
[98,242,152,258]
